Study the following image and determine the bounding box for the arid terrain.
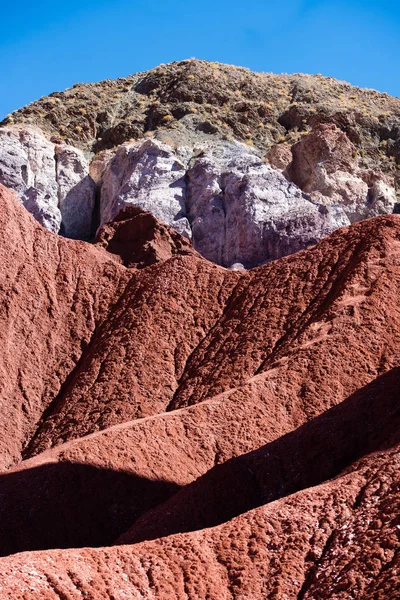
[0,60,399,599]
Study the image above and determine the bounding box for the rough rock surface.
[55,144,96,239]
[1,122,394,268]
[185,141,349,266]
[265,141,293,171]
[21,208,400,459]
[286,123,398,222]
[0,126,61,232]
[0,183,399,593]
[95,205,197,268]
[99,138,350,267]
[0,442,398,599]
[0,122,396,268]
[99,139,192,238]
[119,367,400,545]
[1,60,399,268]
[0,126,95,237]
[0,184,130,469]
[4,60,400,182]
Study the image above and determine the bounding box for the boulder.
[287,123,358,187]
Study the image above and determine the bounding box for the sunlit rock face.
[99,139,191,239]
[0,126,95,238]
[98,139,349,268]
[286,123,398,222]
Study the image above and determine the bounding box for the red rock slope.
[20,205,400,461]
[0,185,130,470]
[0,438,398,599]
[0,183,399,597]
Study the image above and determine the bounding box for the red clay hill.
[0,182,399,598]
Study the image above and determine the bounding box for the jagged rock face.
[185,142,349,267]
[99,139,192,238]
[286,123,398,222]
[0,120,397,269]
[55,144,96,239]
[99,139,349,268]
[0,126,95,238]
[0,126,60,232]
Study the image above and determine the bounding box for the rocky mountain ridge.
[3,60,400,169]
[1,60,400,268]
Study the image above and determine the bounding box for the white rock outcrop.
[99,139,191,238]
[1,125,397,269]
[0,126,95,237]
[99,139,350,267]
[0,126,61,232]
[186,142,350,267]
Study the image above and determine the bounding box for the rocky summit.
[1,59,400,266]
[0,60,399,599]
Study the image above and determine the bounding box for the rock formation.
[99,139,191,238]
[184,141,348,266]
[0,126,61,232]
[55,143,96,239]
[1,60,399,267]
[0,179,399,595]
[2,439,396,600]
[0,60,399,599]
[286,123,398,222]
[0,125,95,237]
[95,205,197,268]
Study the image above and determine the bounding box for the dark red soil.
[0,184,399,598]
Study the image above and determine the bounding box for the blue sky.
[0,0,399,119]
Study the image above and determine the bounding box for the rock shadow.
[0,461,180,557]
[120,366,400,544]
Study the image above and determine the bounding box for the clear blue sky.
[0,0,399,119]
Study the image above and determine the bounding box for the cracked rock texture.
[0,126,95,238]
